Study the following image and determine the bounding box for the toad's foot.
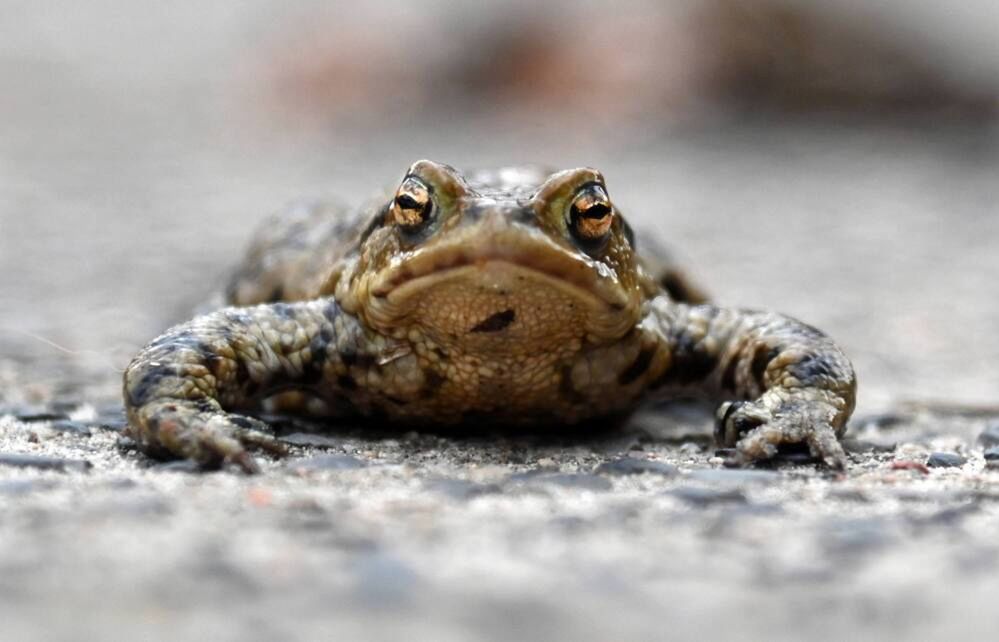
[714,390,848,470]
[128,400,287,474]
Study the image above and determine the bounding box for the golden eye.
[569,184,613,243]
[391,177,433,228]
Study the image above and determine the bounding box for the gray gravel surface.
[2,3,999,641]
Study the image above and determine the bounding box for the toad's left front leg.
[639,299,857,469]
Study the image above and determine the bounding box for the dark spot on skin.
[470,309,516,333]
[720,356,739,394]
[128,367,172,406]
[432,347,448,362]
[421,369,446,399]
[618,346,655,385]
[660,273,707,304]
[751,345,782,389]
[322,301,340,323]
[304,336,330,385]
[788,353,838,384]
[654,334,717,388]
[337,374,357,390]
[300,360,324,385]
[267,285,284,303]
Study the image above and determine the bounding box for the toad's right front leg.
[123,299,386,473]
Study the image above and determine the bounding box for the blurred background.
[1,0,998,415]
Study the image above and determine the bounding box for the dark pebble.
[14,411,69,423]
[850,413,907,430]
[594,458,678,477]
[49,419,93,437]
[0,453,92,472]
[926,452,966,468]
[279,433,345,449]
[668,486,746,506]
[978,423,999,448]
[288,454,367,472]
[426,479,503,500]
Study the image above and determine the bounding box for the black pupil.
[397,193,424,211]
[576,202,610,219]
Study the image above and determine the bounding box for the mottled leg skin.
[123,299,378,472]
[641,299,857,469]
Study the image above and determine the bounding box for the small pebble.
[668,486,746,506]
[594,458,678,477]
[926,452,966,468]
[426,479,502,500]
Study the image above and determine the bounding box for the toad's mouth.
[364,228,640,341]
[371,229,629,309]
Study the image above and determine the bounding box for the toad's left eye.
[391,177,434,229]
[569,184,613,244]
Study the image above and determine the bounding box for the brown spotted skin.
[123,161,856,472]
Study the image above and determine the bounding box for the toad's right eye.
[391,177,433,228]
